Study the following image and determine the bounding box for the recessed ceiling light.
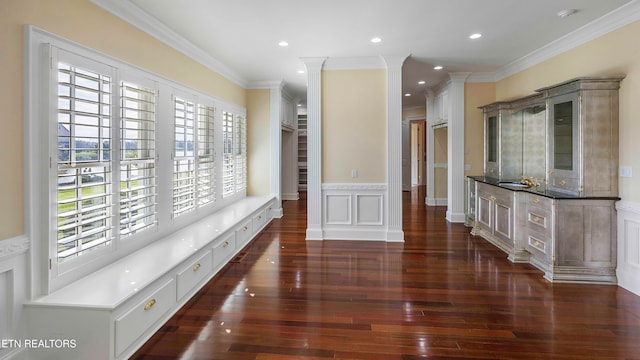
[434,66,443,70]
[371,37,382,43]
[278,41,289,47]
[418,80,426,85]
[404,93,411,97]
[469,33,482,39]
[557,9,577,18]
[297,70,305,74]
[297,104,302,107]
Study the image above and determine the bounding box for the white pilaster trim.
[301,57,327,240]
[269,81,285,217]
[381,55,409,242]
[0,235,30,262]
[425,90,436,206]
[89,0,248,88]
[446,73,470,223]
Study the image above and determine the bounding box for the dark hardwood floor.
[133,187,640,359]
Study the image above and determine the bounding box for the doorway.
[410,120,426,186]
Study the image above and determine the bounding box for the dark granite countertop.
[468,176,620,200]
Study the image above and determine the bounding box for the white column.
[425,90,436,206]
[301,57,326,240]
[446,73,470,222]
[269,81,284,218]
[381,55,408,242]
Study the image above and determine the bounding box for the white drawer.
[213,232,236,267]
[115,279,176,356]
[176,250,212,301]
[265,202,274,221]
[236,218,253,247]
[253,210,267,232]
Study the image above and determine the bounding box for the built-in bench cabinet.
[26,196,276,360]
[468,77,622,284]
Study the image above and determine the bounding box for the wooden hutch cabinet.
[469,77,623,284]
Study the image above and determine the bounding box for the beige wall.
[246,89,271,196]
[496,20,640,202]
[0,0,249,240]
[465,83,496,176]
[403,106,426,119]
[322,69,387,183]
[434,127,448,198]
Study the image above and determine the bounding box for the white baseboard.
[426,197,447,206]
[281,193,299,201]
[616,200,640,296]
[322,229,387,241]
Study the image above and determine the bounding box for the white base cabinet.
[26,196,275,360]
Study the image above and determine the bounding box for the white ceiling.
[116,0,633,108]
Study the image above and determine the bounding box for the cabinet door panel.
[494,202,512,242]
[477,196,492,230]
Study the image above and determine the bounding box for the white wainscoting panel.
[0,235,29,360]
[322,184,387,241]
[324,195,352,225]
[617,200,640,296]
[0,271,8,342]
[356,195,384,225]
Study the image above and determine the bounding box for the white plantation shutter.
[173,96,196,217]
[234,114,246,192]
[222,111,235,198]
[119,81,157,236]
[56,61,113,262]
[197,104,216,207]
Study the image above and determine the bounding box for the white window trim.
[25,26,247,296]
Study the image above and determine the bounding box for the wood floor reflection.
[132,187,640,359]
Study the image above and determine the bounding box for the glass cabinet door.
[553,101,573,170]
[487,115,498,163]
[547,92,580,194]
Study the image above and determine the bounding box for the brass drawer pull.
[258,215,262,220]
[223,241,229,248]
[144,299,156,311]
[489,195,496,201]
[533,198,540,204]
[193,263,201,271]
[559,180,566,186]
[531,215,544,224]
[243,226,248,231]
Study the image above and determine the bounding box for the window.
[197,104,216,207]
[29,30,248,291]
[234,114,246,192]
[120,81,157,236]
[172,96,196,217]
[56,60,113,263]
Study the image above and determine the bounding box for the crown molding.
[495,0,640,81]
[247,80,284,90]
[323,56,385,70]
[467,72,497,83]
[90,0,248,88]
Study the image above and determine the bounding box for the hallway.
[133,189,640,359]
